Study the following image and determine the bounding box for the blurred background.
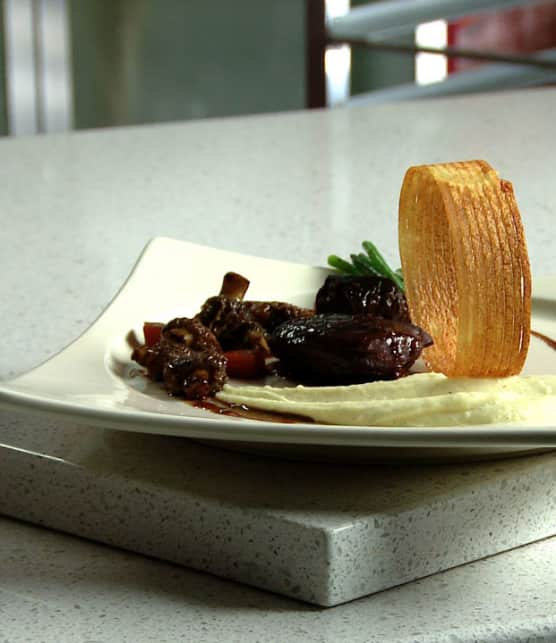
[1,0,556,137]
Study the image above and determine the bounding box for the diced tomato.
[224,350,267,379]
[143,322,164,347]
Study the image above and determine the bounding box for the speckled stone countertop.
[2,88,556,641]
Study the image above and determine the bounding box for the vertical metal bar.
[31,0,44,133]
[4,0,38,135]
[0,1,9,135]
[4,0,72,136]
[306,0,327,108]
[37,0,73,132]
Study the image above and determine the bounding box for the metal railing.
[328,0,534,41]
[310,0,556,107]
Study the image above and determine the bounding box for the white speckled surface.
[2,516,556,643]
[2,417,556,608]
[1,88,556,639]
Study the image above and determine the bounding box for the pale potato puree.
[216,373,556,426]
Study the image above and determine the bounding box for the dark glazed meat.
[198,272,313,353]
[198,296,271,352]
[132,270,427,399]
[132,317,227,399]
[271,314,432,384]
[244,301,314,333]
[316,275,409,321]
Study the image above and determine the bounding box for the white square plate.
[1,237,556,461]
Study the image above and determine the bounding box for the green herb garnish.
[328,241,405,292]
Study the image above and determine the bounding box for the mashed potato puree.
[216,373,556,427]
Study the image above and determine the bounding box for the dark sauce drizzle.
[192,398,311,424]
[532,330,556,352]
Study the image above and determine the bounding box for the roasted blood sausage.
[198,296,271,353]
[132,317,227,399]
[199,298,313,352]
[315,275,409,321]
[198,272,313,354]
[271,314,432,384]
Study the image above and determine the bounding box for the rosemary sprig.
[328,241,405,292]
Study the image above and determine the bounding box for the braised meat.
[315,275,409,321]
[131,268,431,400]
[198,272,313,353]
[271,314,432,384]
[132,317,227,399]
[198,296,271,353]
[244,300,314,333]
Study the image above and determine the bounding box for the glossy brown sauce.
[532,330,556,352]
[192,398,312,424]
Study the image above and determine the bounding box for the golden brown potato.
[398,160,531,377]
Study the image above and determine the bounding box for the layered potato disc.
[398,160,531,377]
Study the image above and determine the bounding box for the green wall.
[69,0,306,129]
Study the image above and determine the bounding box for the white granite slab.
[3,513,556,643]
[1,412,556,606]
